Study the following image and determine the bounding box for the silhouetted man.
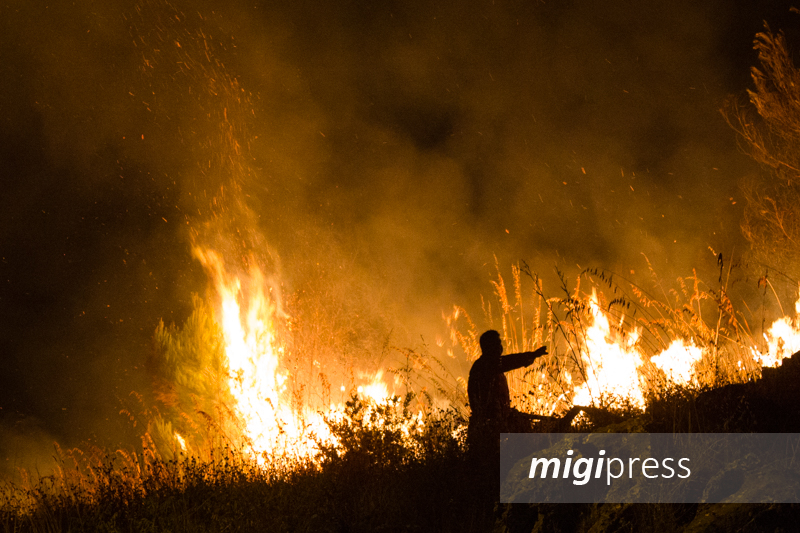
[467,329,547,433]
[467,330,548,504]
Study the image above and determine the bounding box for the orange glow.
[182,246,402,463]
[182,246,800,447]
[571,290,646,408]
[192,247,329,461]
[650,340,703,385]
[174,432,187,452]
[569,290,704,409]
[754,286,800,368]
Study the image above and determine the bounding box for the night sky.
[1,0,798,473]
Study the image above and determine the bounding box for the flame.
[192,247,330,461]
[569,290,703,409]
[174,432,187,452]
[186,243,800,447]
[187,246,402,463]
[650,340,703,385]
[571,290,646,408]
[754,285,800,368]
[451,272,800,417]
[356,370,390,403]
[570,286,800,409]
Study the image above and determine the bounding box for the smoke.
[0,0,796,467]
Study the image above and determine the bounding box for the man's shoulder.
[469,356,494,377]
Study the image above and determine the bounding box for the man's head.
[479,330,503,359]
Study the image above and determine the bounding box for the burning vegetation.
[132,239,800,473]
[6,250,800,530]
[7,2,800,531]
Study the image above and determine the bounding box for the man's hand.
[501,346,549,371]
[525,346,548,365]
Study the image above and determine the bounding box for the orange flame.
[650,340,703,385]
[192,247,330,461]
[571,287,800,409]
[185,246,401,462]
[185,246,800,443]
[174,432,187,452]
[571,290,646,408]
[569,290,703,409]
[754,285,800,368]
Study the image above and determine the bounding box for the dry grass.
[0,395,475,533]
[1,255,786,532]
[445,255,767,416]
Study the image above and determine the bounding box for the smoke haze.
[1,0,796,474]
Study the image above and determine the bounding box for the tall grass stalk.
[446,256,767,415]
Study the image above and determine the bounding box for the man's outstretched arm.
[500,346,548,372]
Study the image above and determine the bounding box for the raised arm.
[500,346,548,372]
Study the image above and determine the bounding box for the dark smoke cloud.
[0,0,796,472]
